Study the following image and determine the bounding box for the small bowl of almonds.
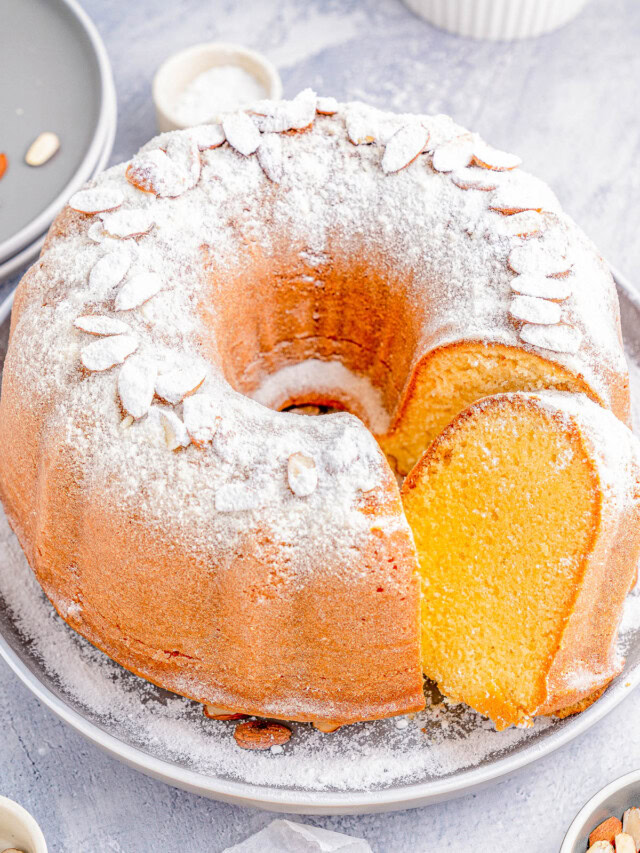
[562,771,640,852]
[0,795,47,853]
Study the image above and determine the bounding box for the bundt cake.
[402,391,640,730]
[0,91,636,731]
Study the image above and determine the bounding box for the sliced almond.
[345,105,379,145]
[431,135,475,172]
[313,721,342,733]
[100,209,155,239]
[203,704,248,721]
[622,809,640,851]
[472,140,522,171]
[316,96,338,115]
[87,221,107,243]
[616,835,636,853]
[80,334,138,372]
[118,355,158,419]
[510,295,561,325]
[155,361,207,404]
[25,131,60,166]
[495,210,544,238]
[183,393,220,445]
[508,242,571,277]
[252,88,317,134]
[74,315,131,336]
[520,322,581,354]
[451,167,500,191]
[222,112,261,156]
[192,124,226,150]
[127,136,201,197]
[233,720,291,750]
[589,844,614,853]
[590,819,624,848]
[69,187,124,215]
[287,451,318,497]
[158,408,190,450]
[257,133,284,183]
[89,248,132,296]
[115,272,163,311]
[382,123,429,174]
[510,273,572,301]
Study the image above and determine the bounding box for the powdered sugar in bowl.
[153,42,282,132]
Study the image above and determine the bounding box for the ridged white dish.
[403,0,590,40]
[0,268,638,815]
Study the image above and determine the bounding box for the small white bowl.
[561,769,640,852]
[403,0,590,40]
[0,796,47,853]
[152,42,283,132]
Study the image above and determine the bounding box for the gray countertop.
[2,0,640,850]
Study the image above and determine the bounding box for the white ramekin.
[153,42,283,133]
[403,0,590,40]
[561,769,640,853]
[0,795,48,853]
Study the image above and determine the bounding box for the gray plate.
[0,0,114,263]
[0,269,639,815]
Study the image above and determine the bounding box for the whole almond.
[234,720,292,750]
[589,817,623,847]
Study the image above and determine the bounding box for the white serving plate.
[0,0,115,264]
[0,268,639,815]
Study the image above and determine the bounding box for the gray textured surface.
[2,0,640,850]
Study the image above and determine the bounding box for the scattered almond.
[183,393,220,445]
[69,187,123,214]
[192,124,226,150]
[431,135,475,172]
[451,167,500,191]
[591,819,624,848]
[80,334,138,372]
[158,408,190,450]
[118,355,158,419]
[203,704,248,721]
[155,362,207,405]
[100,209,155,239]
[313,721,342,733]
[233,720,292,750]
[622,808,640,850]
[115,272,163,311]
[25,131,60,166]
[615,835,636,853]
[0,152,7,180]
[74,315,131,336]
[510,295,561,326]
[508,242,571,277]
[510,273,572,301]
[472,140,521,171]
[589,844,614,853]
[520,322,581,354]
[257,133,284,183]
[382,123,429,174]
[287,451,318,497]
[88,248,132,297]
[222,112,261,156]
[316,96,338,115]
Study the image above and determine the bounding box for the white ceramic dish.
[0,795,47,853]
[0,268,638,815]
[153,42,283,132]
[561,770,640,852]
[0,0,115,264]
[0,68,117,290]
[403,0,590,40]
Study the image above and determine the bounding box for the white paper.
[222,818,373,853]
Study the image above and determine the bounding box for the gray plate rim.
[0,266,638,814]
[0,0,115,263]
